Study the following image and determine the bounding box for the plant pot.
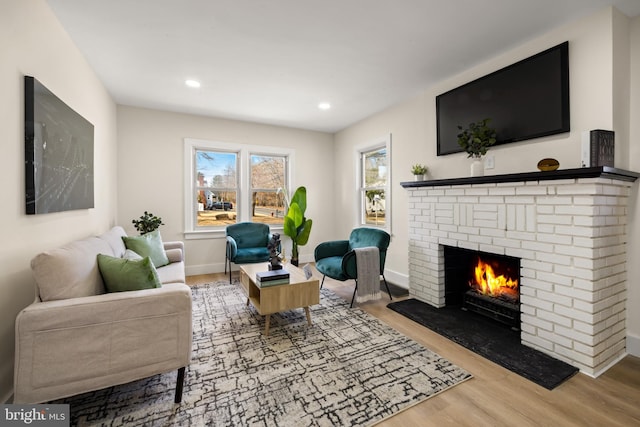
[470,158,484,177]
[413,174,425,181]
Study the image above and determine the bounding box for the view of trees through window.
[251,155,286,224]
[361,147,387,227]
[196,150,237,227]
[195,150,287,227]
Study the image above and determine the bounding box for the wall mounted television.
[25,76,94,214]
[436,41,570,156]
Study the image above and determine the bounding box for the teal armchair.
[314,227,392,307]
[225,222,272,283]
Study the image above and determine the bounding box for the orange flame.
[473,258,518,300]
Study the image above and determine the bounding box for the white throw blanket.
[354,246,381,303]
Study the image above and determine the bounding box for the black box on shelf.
[581,129,614,167]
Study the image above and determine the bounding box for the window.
[195,150,238,227]
[184,138,292,238]
[358,135,391,230]
[251,154,287,224]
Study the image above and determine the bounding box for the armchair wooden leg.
[382,274,393,301]
[174,366,186,404]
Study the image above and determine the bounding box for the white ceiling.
[46,0,640,133]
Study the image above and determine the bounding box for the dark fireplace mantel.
[400,166,639,188]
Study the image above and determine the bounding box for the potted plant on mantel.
[457,118,497,177]
[411,164,428,181]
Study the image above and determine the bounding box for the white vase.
[470,158,484,177]
[413,174,425,181]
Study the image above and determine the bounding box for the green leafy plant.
[411,164,428,175]
[132,211,164,235]
[457,118,497,158]
[282,186,312,265]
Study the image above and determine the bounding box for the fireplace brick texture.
[407,177,633,377]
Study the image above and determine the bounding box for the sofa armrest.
[314,240,349,261]
[163,241,184,263]
[163,241,184,252]
[14,284,192,403]
[165,248,183,263]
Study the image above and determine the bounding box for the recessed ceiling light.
[185,79,201,88]
[318,102,331,110]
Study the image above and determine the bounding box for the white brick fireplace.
[401,167,639,377]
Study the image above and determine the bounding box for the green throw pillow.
[97,254,162,293]
[122,230,170,267]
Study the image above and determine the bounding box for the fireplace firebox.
[444,246,521,329]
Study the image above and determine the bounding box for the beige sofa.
[13,226,192,404]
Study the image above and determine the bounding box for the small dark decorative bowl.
[537,158,559,171]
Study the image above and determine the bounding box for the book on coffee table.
[256,269,290,286]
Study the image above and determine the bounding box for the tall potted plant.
[282,186,312,266]
[457,118,497,177]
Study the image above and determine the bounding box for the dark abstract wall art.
[24,76,94,214]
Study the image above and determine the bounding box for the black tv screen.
[436,41,570,156]
[25,76,94,214]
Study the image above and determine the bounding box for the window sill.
[183,229,226,240]
[184,224,284,240]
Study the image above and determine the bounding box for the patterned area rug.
[58,282,472,426]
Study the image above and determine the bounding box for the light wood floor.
[188,272,640,427]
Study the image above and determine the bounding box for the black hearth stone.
[387,298,579,390]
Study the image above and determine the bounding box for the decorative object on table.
[131,211,164,235]
[581,129,615,167]
[411,164,428,181]
[282,186,312,266]
[457,118,497,177]
[537,158,560,171]
[256,269,290,287]
[302,263,313,280]
[24,76,94,215]
[267,233,283,270]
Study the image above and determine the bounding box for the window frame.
[355,134,391,232]
[249,153,289,224]
[184,138,294,239]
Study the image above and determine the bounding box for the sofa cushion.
[155,261,186,285]
[122,230,170,268]
[99,226,128,258]
[123,249,143,260]
[31,237,113,301]
[97,254,162,293]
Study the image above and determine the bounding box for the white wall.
[335,7,640,355]
[0,0,118,401]
[626,15,640,356]
[116,106,334,274]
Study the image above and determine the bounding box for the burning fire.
[472,258,519,301]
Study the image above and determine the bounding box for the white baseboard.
[383,268,408,289]
[185,262,225,277]
[185,254,317,278]
[185,256,410,290]
[627,333,640,357]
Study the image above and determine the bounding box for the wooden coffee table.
[239,263,320,335]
